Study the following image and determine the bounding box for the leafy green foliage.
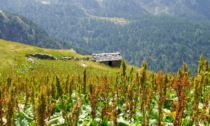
[0,41,209,125]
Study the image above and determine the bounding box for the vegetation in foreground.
[0,40,209,126]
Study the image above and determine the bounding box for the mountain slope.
[83,16,210,73]
[0,10,90,54]
[104,0,210,20]
[0,0,209,73]
[35,0,209,20]
[0,10,63,49]
[0,39,125,74]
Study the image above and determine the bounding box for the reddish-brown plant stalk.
[71,100,82,126]
[126,83,134,123]
[65,74,70,94]
[157,70,164,126]
[0,87,4,126]
[89,87,99,120]
[190,75,202,125]
[199,89,210,125]
[146,87,154,126]
[35,86,47,126]
[173,73,189,126]
[99,76,111,120]
[69,79,74,107]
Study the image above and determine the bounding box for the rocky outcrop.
[28,53,57,60]
[74,57,79,61]
[81,56,90,61]
[61,56,74,60]
[27,58,37,63]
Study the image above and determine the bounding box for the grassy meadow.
[0,39,122,76]
[0,39,209,126]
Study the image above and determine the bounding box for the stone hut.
[92,52,123,67]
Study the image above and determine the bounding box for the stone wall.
[100,60,121,67]
[112,60,122,67]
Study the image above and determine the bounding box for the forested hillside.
[82,16,210,73]
[4,0,206,20]
[0,10,89,54]
[0,10,63,49]
[0,0,209,73]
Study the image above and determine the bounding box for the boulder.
[81,56,89,61]
[74,57,79,61]
[28,53,57,60]
[61,56,74,60]
[90,58,96,62]
[27,58,37,63]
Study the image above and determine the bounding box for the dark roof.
[92,52,123,62]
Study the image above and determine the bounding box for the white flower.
[81,64,87,67]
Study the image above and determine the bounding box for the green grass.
[81,8,130,25]
[0,39,146,80]
[0,39,134,77]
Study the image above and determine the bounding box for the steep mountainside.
[0,10,63,49]
[30,0,209,20]
[0,0,209,73]
[0,10,89,54]
[83,16,210,73]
